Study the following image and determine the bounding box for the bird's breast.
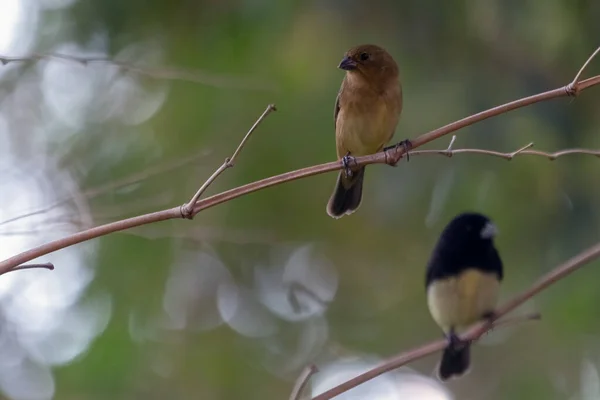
[427,268,500,333]
[336,95,399,157]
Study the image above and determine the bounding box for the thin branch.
[569,46,600,92]
[180,104,276,218]
[580,75,600,91]
[445,135,457,153]
[408,140,600,161]
[490,312,541,330]
[230,106,278,163]
[0,52,278,91]
[0,48,599,274]
[509,142,535,157]
[311,241,600,400]
[191,50,600,216]
[180,163,230,219]
[289,364,319,400]
[4,263,54,274]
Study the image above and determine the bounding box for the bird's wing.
[334,78,346,129]
[334,91,341,129]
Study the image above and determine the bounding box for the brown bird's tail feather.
[438,342,470,381]
[326,167,365,218]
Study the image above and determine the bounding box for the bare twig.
[490,312,541,330]
[4,263,54,274]
[509,142,535,158]
[229,106,278,163]
[0,53,278,91]
[0,48,599,274]
[290,365,319,400]
[180,104,276,218]
[568,46,600,94]
[408,140,600,161]
[444,135,457,154]
[311,241,600,400]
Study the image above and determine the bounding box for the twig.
[444,135,457,155]
[490,312,541,330]
[229,106,278,163]
[4,263,55,274]
[0,48,599,274]
[180,104,276,219]
[509,142,535,158]
[568,46,600,94]
[0,52,278,91]
[290,365,319,400]
[311,241,600,400]
[408,140,600,161]
[489,313,541,330]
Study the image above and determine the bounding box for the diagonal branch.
[298,312,540,400]
[180,104,276,219]
[311,240,600,400]
[0,47,599,274]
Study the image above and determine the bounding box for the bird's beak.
[338,56,357,71]
[480,222,498,239]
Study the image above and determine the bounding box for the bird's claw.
[383,139,413,166]
[482,311,497,321]
[481,310,497,333]
[399,139,413,161]
[342,154,356,178]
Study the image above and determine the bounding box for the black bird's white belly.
[427,268,500,333]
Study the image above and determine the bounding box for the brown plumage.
[326,44,403,218]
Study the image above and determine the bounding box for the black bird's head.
[426,212,502,283]
[440,212,498,250]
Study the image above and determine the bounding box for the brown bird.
[326,44,404,219]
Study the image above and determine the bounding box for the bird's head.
[338,44,399,86]
[441,212,498,250]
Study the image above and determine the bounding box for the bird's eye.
[359,52,369,61]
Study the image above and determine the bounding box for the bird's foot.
[383,139,413,166]
[482,311,497,321]
[481,310,498,333]
[397,139,413,162]
[342,153,357,178]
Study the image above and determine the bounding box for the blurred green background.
[0,0,599,399]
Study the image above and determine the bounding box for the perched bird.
[425,212,504,381]
[326,44,404,218]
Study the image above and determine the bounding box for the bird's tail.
[326,167,365,218]
[437,341,470,381]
